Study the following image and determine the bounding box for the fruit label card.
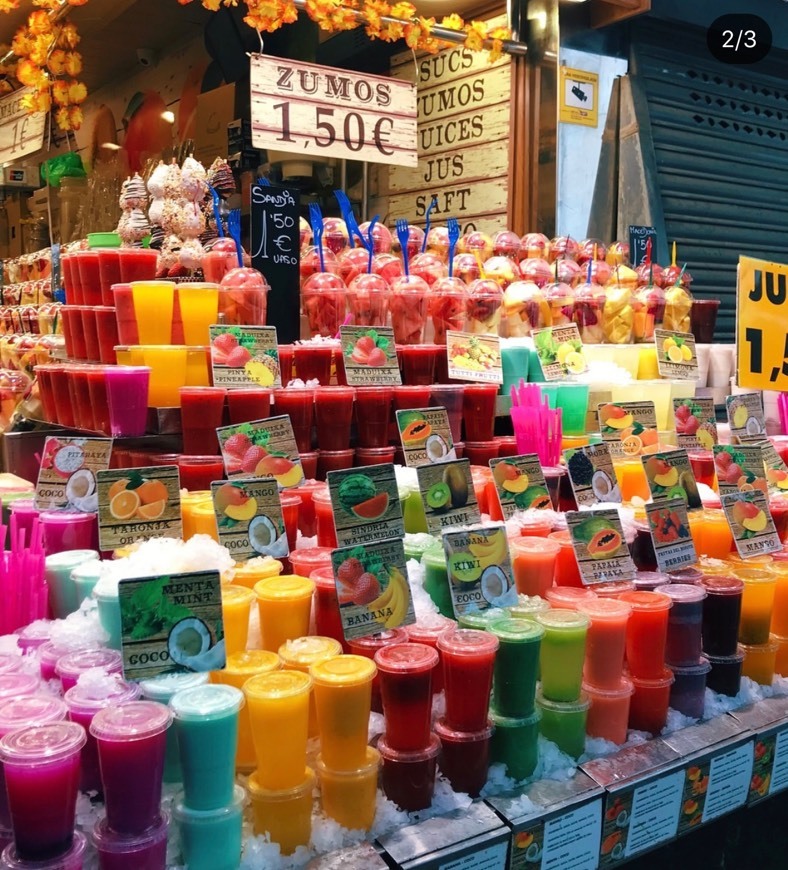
[762,442,788,496]
[726,393,766,444]
[326,464,404,548]
[118,570,224,681]
[330,538,415,641]
[35,436,113,513]
[674,398,717,450]
[713,445,767,497]
[645,498,697,573]
[720,491,782,559]
[442,524,517,618]
[340,326,401,386]
[209,325,281,388]
[532,324,588,380]
[566,509,636,585]
[446,331,503,384]
[598,401,658,460]
[210,479,287,562]
[415,459,480,535]
[396,407,456,467]
[488,454,551,520]
[217,416,303,488]
[655,329,698,380]
[564,443,622,507]
[642,449,702,509]
[97,466,183,551]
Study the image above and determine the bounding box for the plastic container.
[254,575,315,653]
[378,734,439,812]
[421,547,453,619]
[375,643,438,752]
[629,669,674,735]
[545,587,597,610]
[663,584,707,667]
[91,811,168,870]
[316,747,379,831]
[44,550,100,620]
[536,691,589,759]
[1,830,86,870]
[634,571,670,592]
[510,537,560,597]
[433,718,492,797]
[535,610,589,702]
[489,710,540,780]
[700,574,743,657]
[576,598,631,690]
[279,636,342,736]
[488,618,543,719]
[618,591,672,679]
[438,629,499,732]
[738,569,777,645]
[228,556,282,591]
[247,769,315,855]
[741,640,779,685]
[173,785,245,870]
[584,678,634,744]
[55,648,122,692]
[706,651,744,696]
[669,657,710,719]
[220,584,255,657]
[347,629,406,714]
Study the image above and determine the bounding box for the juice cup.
[40,512,98,556]
[509,594,551,622]
[399,344,441,385]
[221,584,256,656]
[489,710,540,781]
[629,669,674,735]
[699,509,734,558]
[488,617,543,718]
[546,587,598,610]
[458,609,506,631]
[667,566,704,584]
[420,547,453,619]
[535,610,589,702]
[119,248,158,284]
[310,568,346,652]
[317,449,355,480]
[614,458,651,503]
[0,722,86,861]
[254,575,314,652]
[139,345,188,407]
[289,482,324,539]
[669,657,710,718]
[94,306,120,364]
[243,670,311,789]
[662,583,707,667]
[91,812,168,870]
[279,636,342,737]
[80,306,101,362]
[375,643,438,752]
[510,537,560,597]
[113,285,138,345]
[356,447,396,466]
[90,701,172,835]
[313,489,338,548]
[227,388,272,425]
[688,450,716,489]
[402,484,429,535]
[289,545,333,578]
[247,768,315,855]
[462,384,497,442]
[131,281,175,345]
[173,786,245,870]
[741,640,778,685]
[346,630,406,714]
[775,633,788,675]
[44,549,99,619]
[630,521,658,572]
[273,388,314,453]
[464,441,500,467]
[77,251,102,305]
[619,591,673,679]
[429,385,464,443]
[736,568,776,644]
[179,456,225,492]
[293,344,333,385]
[66,365,93,429]
[433,718,492,796]
[706,651,744,695]
[690,298,720,343]
[770,563,788,636]
[549,529,584,587]
[536,691,589,759]
[584,678,634,745]
[55,648,122,692]
[405,616,455,694]
[355,387,393,448]
[97,249,121,305]
[314,387,355,450]
[177,283,219,345]
[180,387,226,455]
[278,345,294,386]
[105,366,150,436]
[170,684,244,811]
[316,747,380,830]
[378,734,439,811]
[300,451,319,480]
[227,556,282,590]
[438,629,499,732]
[577,598,631,690]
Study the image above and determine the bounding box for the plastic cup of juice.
[105,366,150,437]
[178,455,225,495]
[355,387,393,448]
[535,610,589,703]
[433,718,492,797]
[221,584,255,656]
[180,387,226,455]
[618,591,673,679]
[438,629,499,732]
[177,283,219,345]
[293,344,333,385]
[536,690,590,759]
[91,812,168,870]
[119,249,158,284]
[312,489,338,548]
[243,670,311,789]
[736,568,777,645]
[663,584,707,666]
[629,668,674,735]
[90,701,172,835]
[706,651,744,696]
[310,569,346,652]
[279,636,342,736]
[346,630,406,714]
[489,710,541,780]
[508,594,551,622]
[546,587,598,610]
[700,509,734,559]
[288,545,333,579]
[510,537,560,597]
[40,511,98,557]
[55,648,123,692]
[421,547,455,619]
[137,345,188,407]
[614,458,651,503]
[71,559,104,607]
[770,563,788,637]
[741,640,779,685]
[548,529,584,587]
[316,747,379,830]
[669,657,710,718]
[254,575,315,652]
[314,387,355,451]
[227,556,283,590]
[227,388,272,425]
[462,384,498,442]
[404,620,455,691]
[170,684,244,811]
[273,388,314,453]
[247,768,315,855]
[291,482,327,539]
[667,566,704,584]
[378,734,439,812]
[458,609,507,631]
[488,617,543,719]
[131,281,175,345]
[583,678,634,745]
[174,785,245,870]
[44,549,99,619]
[576,598,631,689]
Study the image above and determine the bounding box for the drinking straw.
[395,219,410,277]
[447,218,460,277]
[227,209,243,268]
[422,197,438,252]
[671,241,677,267]
[207,185,224,237]
[778,392,788,434]
[587,256,592,283]
[309,203,326,272]
[334,190,359,249]
[334,314,352,340]
[367,216,379,274]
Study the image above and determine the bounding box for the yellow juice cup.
[188,502,219,542]
[700,509,733,558]
[687,509,704,556]
[139,346,187,407]
[243,670,312,789]
[741,640,778,685]
[177,284,219,345]
[769,563,788,636]
[186,346,211,387]
[310,654,376,770]
[230,556,283,590]
[773,632,788,676]
[316,747,380,830]
[131,281,175,344]
[727,553,773,569]
[181,491,213,540]
[213,650,281,771]
[221,584,256,655]
[735,568,776,645]
[278,636,343,736]
[614,459,651,503]
[114,346,132,365]
[254,575,315,652]
[637,347,659,380]
[247,768,315,855]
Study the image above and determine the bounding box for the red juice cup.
[438,629,499,732]
[59,308,76,360]
[77,251,102,305]
[355,387,392,448]
[313,489,337,548]
[433,718,491,797]
[356,447,396,466]
[317,449,355,480]
[378,734,439,812]
[50,366,75,428]
[180,387,226,455]
[178,456,225,491]
[584,677,634,745]
[404,616,456,694]
[577,598,631,689]
[278,345,294,386]
[399,344,441,386]
[94,306,119,364]
[310,567,347,651]
[66,308,89,361]
[544,465,578,511]
[314,387,354,450]
[97,249,121,306]
[0,722,86,861]
[91,813,168,870]
[86,366,110,434]
[90,701,172,836]
[619,591,673,679]
[227,388,271,424]
[629,669,674,735]
[112,284,138,345]
[291,483,325,539]
[105,366,150,437]
[33,365,59,423]
[690,299,720,343]
[496,435,519,457]
[80,307,101,362]
[71,367,96,430]
[430,385,464,443]
[300,451,319,480]
[510,537,560,598]
[118,248,158,283]
[293,344,333,386]
[393,385,432,413]
[289,545,333,577]
[375,643,439,752]
[688,450,716,488]
[273,388,314,453]
[347,629,408,714]
[464,441,500,467]
[280,491,301,551]
[62,253,82,305]
[462,384,498,442]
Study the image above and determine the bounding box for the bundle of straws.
[0,515,47,634]
[510,380,563,466]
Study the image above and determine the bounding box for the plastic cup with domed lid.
[0,722,86,861]
[174,785,245,870]
[90,701,172,836]
[44,549,99,619]
[1,828,87,870]
[55,647,123,692]
[91,811,169,870]
[253,575,315,653]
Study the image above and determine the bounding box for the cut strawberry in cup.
[410,252,447,289]
[452,253,481,284]
[218,267,269,325]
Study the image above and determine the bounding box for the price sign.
[0,88,46,165]
[737,255,788,390]
[250,55,417,168]
[628,225,657,267]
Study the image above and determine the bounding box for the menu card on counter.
[396,407,456,467]
[217,416,304,488]
[209,325,281,389]
[488,454,551,521]
[566,508,636,586]
[416,459,480,536]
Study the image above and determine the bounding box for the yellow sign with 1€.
[737,255,788,391]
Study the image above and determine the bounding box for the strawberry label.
[446,330,503,384]
[442,524,516,618]
[713,445,768,497]
[673,398,717,450]
[35,436,113,513]
[217,416,304,488]
[340,326,401,386]
[210,479,287,562]
[209,325,281,388]
[326,464,404,548]
[721,491,781,559]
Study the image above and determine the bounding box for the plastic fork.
[447,218,460,277]
[308,202,325,272]
[395,218,411,276]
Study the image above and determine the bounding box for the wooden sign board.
[0,88,46,165]
[250,55,417,167]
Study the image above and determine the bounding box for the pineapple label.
[655,328,698,380]
[641,449,702,509]
[532,324,588,380]
[720,491,781,559]
[35,436,113,513]
[645,497,697,573]
[564,442,622,507]
[566,509,636,585]
[442,524,516,618]
[396,407,456,467]
[726,392,766,444]
[209,325,282,388]
[327,464,404,548]
[340,325,402,386]
[598,401,658,460]
[673,398,717,450]
[416,459,480,535]
[489,454,551,521]
[446,331,503,384]
[217,416,304,488]
[210,479,287,562]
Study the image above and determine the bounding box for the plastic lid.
[279,636,343,668]
[309,655,376,687]
[247,768,315,801]
[55,648,122,679]
[347,629,407,650]
[634,571,670,590]
[170,684,244,721]
[0,673,40,699]
[377,733,440,763]
[254,575,315,600]
[374,642,439,673]
[421,547,447,567]
[618,590,673,611]
[488,709,541,728]
[459,609,506,630]
[733,568,775,582]
[545,587,597,608]
[706,651,745,664]
[740,640,780,653]
[0,721,86,764]
[576,598,632,620]
[88,232,122,248]
[437,628,500,657]
[629,668,675,688]
[173,785,245,823]
[487,617,544,643]
[292,548,333,568]
[509,595,551,618]
[0,654,23,675]
[535,690,590,713]
[510,537,560,555]
[138,671,209,702]
[667,566,704,582]
[0,695,67,737]
[312,489,333,505]
[243,670,312,699]
[433,717,494,742]
[405,617,456,643]
[64,680,140,715]
[45,550,99,570]
[221,584,256,604]
[2,830,87,869]
[582,677,634,699]
[90,701,172,741]
[662,584,707,604]
[593,581,637,597]
[316,747,380,777]
[223,650,281,676]
[280,491,302,507]
[728,552,773,564]
[92,813,168,852]
[548,529,571,544]
[71,560,103,582]
[535,610,590,631]
[670,656,711,676]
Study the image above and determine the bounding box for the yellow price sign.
[737,255,788,390]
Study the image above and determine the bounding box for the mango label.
[655,328,698,380]
[416,459,480,535]
[566,508,636,585]
[489,454,551,521]
[442,524,516,618]
[209,325,281,388]
[532,324,588,380]
[210,479,286,563]
[446,330,503,384]
[645,497,697,573]
[673,397,717,450]
[35,436,113,513]
[713,445,767,497]
[340,326,401,386]
[564,442,621,507]
[642,448,702,510]
[217,416,303,488]
[327,464,404,548]
[721,490,781,558]
[598,401,658,460]
[761,441,788,497]
[726,392,766,444]
[396,407,456,467]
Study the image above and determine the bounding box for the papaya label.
[655,328,698,380]
[712,445,767,497]
[416,459,480,535]
[396,407,456,467]
[564,442,621,507]
[209,325,281,388]
[446,330,503,384]
[721,491,781,559]
[566,508,636,585]
[532,323,588,380]
[210,479,286,563]
[598,401,658,460]
[645,497,697,574]
[673,397,717,450]
[442,524,516,618]
[488,454,550,521]
[340,326,401,386]
[35,436,113,513]
[217,416,304,488]
[326,464,403,548]
[726,392,766,444]
[641,448,702,510]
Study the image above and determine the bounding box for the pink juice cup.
[56,648,123,693]
[90,701,172,836]
[577,598,632,689]
[510,537,560,598]
[105,366,150,437]
[293,344,333,386]
[0,722,86,861]
[180,387,227,455]
[314,387,354,450]
[40,512,98,557]
[2,832,86,870]
[355,387,393,448]
[273,388,314,453]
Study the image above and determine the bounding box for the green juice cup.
[421,547,454,619]
[489,709,540,781]
[536,690,590,759]
[488,617,544,718]
[535,610,589,703]
[458,608,507,630]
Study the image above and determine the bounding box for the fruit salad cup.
[300,247,340,286]
[556,259,583,287]
[520,232,549,260]
[518,258,552,287]
[572,282,606,344]
[219,268,269,325]
[430,277,468,343]
[503,281,549,337]
[602,283,635,344]
[452,253,481,284]
[389,275,429,344]
[635,262,665,288]
[299,217,312,250]
[633,285,666,343]
[346,274,389,327]
[337,248,371,284]
[357,221,392,254]
[371,253,405,285]
[322,218,349,255]
[606,241,630,267]
[466,279,504,335]
[410,252,447,288]
[458,232,493,262]
[426,226,450,261]
[483,256,520,292]
[393,225,424,262]
[548,236,580,262]
[302,273,347,338]
[491,230,521,259]
[578,238,607,264]
[663,283,693,333]
[545,281,575,327]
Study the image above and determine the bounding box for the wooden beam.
[590,0,650,29]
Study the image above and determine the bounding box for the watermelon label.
[326,464,404,548]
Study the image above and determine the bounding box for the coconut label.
[117,570,225,681]
[598,401,658,460]
[488,454,551,520]
[726,392,766,444]
[564,442,621,507]
[673,398,717,450]
[96,466,183,551]
[209,325,282,389]
[712,445,767,497]
[532,324,588,380]
[446,330,503,384]
[415,459,480,535]
[210,479,286,562]
[720,491,781,559]
[566,509,636,585]
[35,436,113,512]
[330,538,415,641]
[340,326,402,386]
[217,416,304,488]
[654,328,698,380]
[642,449,702,510]
[326,464,404,548]
[442,524,517,618]
[396,407,456,467]
[645,497,697,574]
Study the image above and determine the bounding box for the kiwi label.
[416,459,480,535]
[655,328,698,380]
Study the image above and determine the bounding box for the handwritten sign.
[628,225,657,268]
[737,255,788,391]
[0,88,46,165]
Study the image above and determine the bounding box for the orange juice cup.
[316,747,379,830]
[254,575,315,652]
[180,491,212,541]
[510,537,560,597]
[243,671,312,789]
[735,568,776,645]
[549,530,584,587]
[131,281,175,344]
[229,557,283,590]
[137,346,188,407]
[773,633,788,676]
[769,562,788,636]
[583,677,634,744]
[189,502,219,542]
[741,640,778,685]
[177,283,219,345]
[279,636,343,737]
[577,598,631,689]
[221,585,256,656]
[247,768,315,855]
[701,509,734,558]
[614,459,651,503]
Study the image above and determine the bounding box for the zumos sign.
[0,88,46,166]
[250,55,417,167]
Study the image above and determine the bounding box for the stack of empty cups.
[700,574,744,696]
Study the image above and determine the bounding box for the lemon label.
[655,328,698,380]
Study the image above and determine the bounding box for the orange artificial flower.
[47,48,66,74]
[0,0,21,12]
[33,0,61,8]
[389,1,414,19]
[54,106,71,131]
[27,10,52,36]
[440,13,463,31]
[68,105,83,129]
[11,28,31,56]
[363,0,388,38]
[67,0,90,6]
[16,59,45,87]
[52,79,70,106]
[28,34,51,65]
[463,20,486,52]
[67,79,86,103]
[202,0,222,9]
[64,51,82,75]
[59,23,80,48]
